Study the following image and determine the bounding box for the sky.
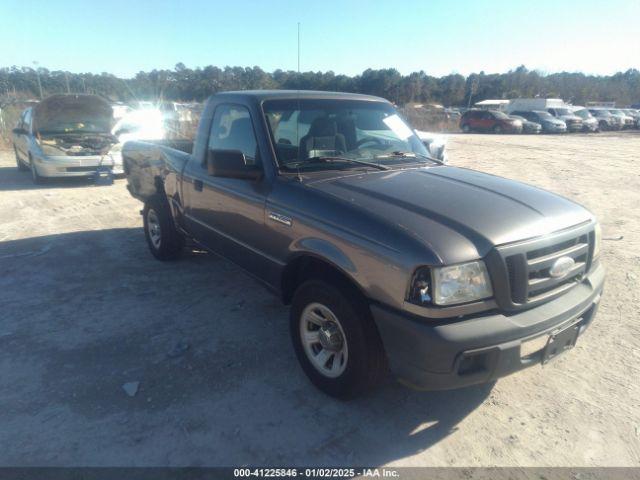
[2,0,639,78]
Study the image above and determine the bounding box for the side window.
[208,104,260,166]
[23,109,32,131]
[17,110,26,129]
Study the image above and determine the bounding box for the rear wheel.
[143,196,184,260]
[15,147,28,171]
[493,124,503,134]
[461,124,471,133]
[290,279,387,399]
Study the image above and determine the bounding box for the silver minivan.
[12,94,122,184]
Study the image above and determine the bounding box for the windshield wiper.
[292,156,390,171]
[374,151,445,166]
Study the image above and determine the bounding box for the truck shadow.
[0,228,493,466]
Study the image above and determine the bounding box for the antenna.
[297,22,300,74]
[296,21,302,180]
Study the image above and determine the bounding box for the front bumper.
[565,122,583,132]
[504,124,523,133]
[372,262,604,390]
[582,121,599,132]
[543,124,567,133]
[34,153,123,177]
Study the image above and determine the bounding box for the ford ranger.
[123,90,604,398]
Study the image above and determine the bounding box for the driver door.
[182,103,272,277]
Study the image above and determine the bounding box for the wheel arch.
[280,251,366,306]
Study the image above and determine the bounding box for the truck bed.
[122,140,192,202]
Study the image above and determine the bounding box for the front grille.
[66,166,99,172]
[498,225,593,307]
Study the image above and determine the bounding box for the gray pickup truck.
[124,90,604,398]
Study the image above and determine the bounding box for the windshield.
[609,109,624,115]
[263,99,429,171]
[492,111,510,119]
[38,122,111,134]
[534,111,554,120]
[555,108,573,115]
[574,109,592,119]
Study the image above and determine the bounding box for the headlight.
[409,261,493,307]
[433,261,493,305]
[593,222,602,259]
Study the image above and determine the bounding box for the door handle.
[193,179,203,191]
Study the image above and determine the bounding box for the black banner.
[0,468,638,480]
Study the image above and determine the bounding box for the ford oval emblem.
[549,256,575,278]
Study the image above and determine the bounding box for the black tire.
[15,147,28,171]
[142,195,185,260]
[29,155,44,184]
[461,124,471,133]
[493,124,503,134]
[290,278,387,399]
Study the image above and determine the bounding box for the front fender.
[290,237,357,275]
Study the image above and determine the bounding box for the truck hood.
[33,94,113,135]
[308,166,592,262]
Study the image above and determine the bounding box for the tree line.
[1,64,639,107]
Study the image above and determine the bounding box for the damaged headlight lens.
[432,261,493,306]
[593,222,602,259]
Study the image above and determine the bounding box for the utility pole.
[467,77,478,109]
[33,61,43,99]
[64,72,71,93]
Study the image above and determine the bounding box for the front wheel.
[143,196,184,260]
[461,124,471,133]
[15,147,28,171]
[493,124,503,134]
[290,279,387,399]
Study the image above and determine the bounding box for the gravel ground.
[0,131,639,467]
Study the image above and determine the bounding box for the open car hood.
[33,94,113,135]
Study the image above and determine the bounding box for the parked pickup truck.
[124,90,604,398]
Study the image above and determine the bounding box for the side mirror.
[12,127,27,135]
[206,149,262,180]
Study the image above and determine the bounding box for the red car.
[460,109,523,134]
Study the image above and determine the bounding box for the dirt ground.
[0,132,639,467]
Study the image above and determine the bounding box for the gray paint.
[123,90,597,317]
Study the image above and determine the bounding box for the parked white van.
[507,98,565,112]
